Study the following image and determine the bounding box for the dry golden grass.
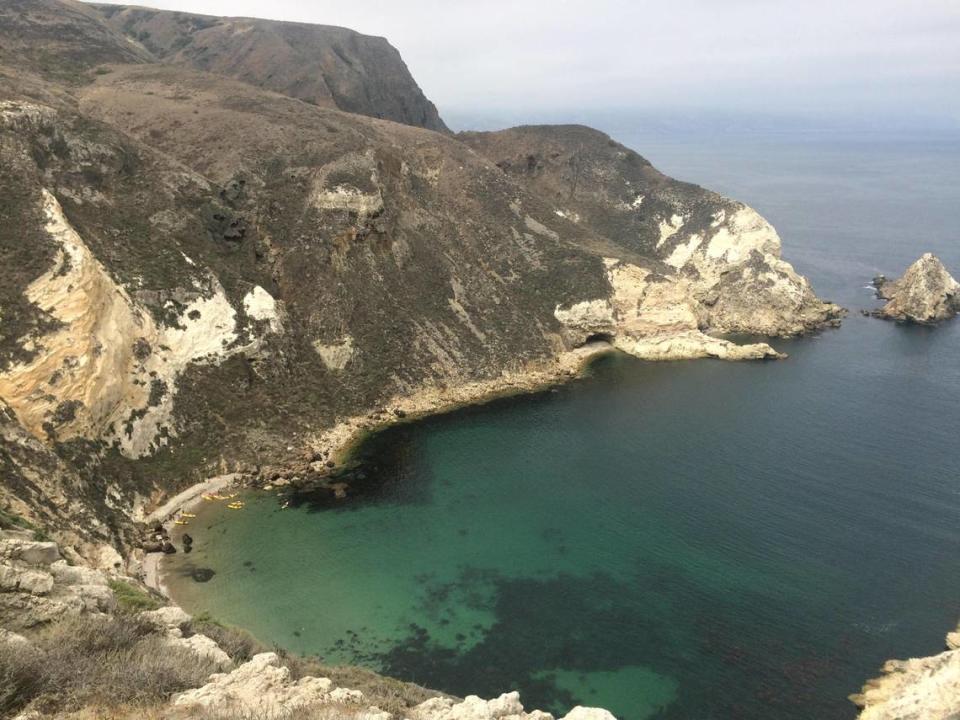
[0,614,220,717]
[1,611,443,720]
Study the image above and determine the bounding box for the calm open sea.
[166,129,960,720]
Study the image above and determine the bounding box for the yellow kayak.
[181,513,196,518]
[227,502,245,510]
[174,520,189,526]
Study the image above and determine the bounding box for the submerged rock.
[872,253,960,324]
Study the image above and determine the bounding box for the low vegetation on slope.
[0,614,219,716]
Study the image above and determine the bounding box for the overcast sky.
[94,0,960,130]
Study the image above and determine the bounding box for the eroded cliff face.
[553,258,783,361]
[0,189,282,456]
[461,126,843,341]
[872,253,960,324]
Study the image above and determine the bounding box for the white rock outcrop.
[0,190,282,458]
[141,605,231,671]
[561,708,617,720]
[173,651,364,714]
[554,258,783,361]
[852,632,960,720]
[409,691,614,720]
[653,204,843,337]
[175,659,619,720]
[243,285,284,334]
[872,253,960,324]
[0,531,113,631]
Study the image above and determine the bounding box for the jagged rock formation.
[871,253,960,324]
[0,530,114,632]
[92,3,449,132]
[851,623,960,720]
[172,650,389,717]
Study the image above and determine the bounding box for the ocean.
[165,129,960,719]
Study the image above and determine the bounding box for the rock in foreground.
[851,623,960,720]
[872,253,960,324]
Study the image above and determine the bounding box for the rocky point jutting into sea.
[0,1,951,719]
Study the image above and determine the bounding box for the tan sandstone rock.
[853,624,960,720]
[408,690,615,720]
[172,651,364,714]
[873,253,960,324]
[0,531,113,631]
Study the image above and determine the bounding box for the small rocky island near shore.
[870,253,960,324]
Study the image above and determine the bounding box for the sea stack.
[872,253,960,324]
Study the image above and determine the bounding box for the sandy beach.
[142,472,242,593]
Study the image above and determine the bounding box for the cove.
[163,132,960,720]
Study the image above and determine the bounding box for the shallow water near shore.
[165,131,960,720]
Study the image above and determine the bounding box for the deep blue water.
[167,131,960,720]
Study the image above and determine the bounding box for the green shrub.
[0,508,50,542]
[108,579,166,612]
[186,612,267,663]
[0,508,36,532]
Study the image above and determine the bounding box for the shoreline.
[143,336,780,595]
[142,343,615,596]
[308,342,616,467]
[141,472,243,594]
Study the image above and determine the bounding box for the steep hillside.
[0,0,150,79]
[92,3,450,131]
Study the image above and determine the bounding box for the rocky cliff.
[93,3,450,132]
[0,1,845,716]
[871,253,959,324]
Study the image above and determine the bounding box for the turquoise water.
[165,132,960,719]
